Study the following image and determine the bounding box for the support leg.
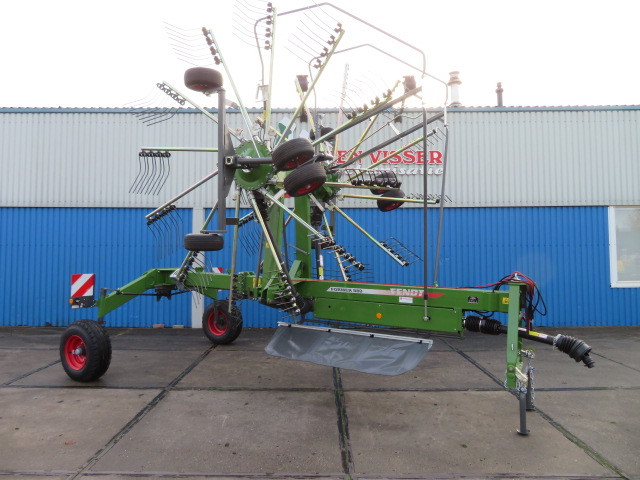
[525,366,535,411]
[517,388,530,436]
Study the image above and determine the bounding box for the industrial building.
[1,105,638,328]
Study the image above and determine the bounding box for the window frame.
[609,206,640,288]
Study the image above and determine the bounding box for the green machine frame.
[61,2,595,435]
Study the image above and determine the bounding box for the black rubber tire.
[60,320,112,382]
[283,162,327,197]
[272,138,315,171]
[184,67,223,94]
[309,126,335,142]
[377,188,406,212]
[202,300,243,345]
[370,171,400,195]
[184,233,224,251]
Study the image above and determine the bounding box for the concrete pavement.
[1,325,638,479]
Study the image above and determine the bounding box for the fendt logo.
[331,149,444,175]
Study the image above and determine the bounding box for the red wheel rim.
[207,309,228,336]
[64,335,87,371]
[296,181,321,195]
[284,155,310,170]
[382,201,402,211]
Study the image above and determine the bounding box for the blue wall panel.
[1,206,637,328]
[337,206,637,327]
[0,208,192,327]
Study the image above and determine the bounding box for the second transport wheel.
[202,300,243,345]
[283,162,327,197]
[60,319,112,382]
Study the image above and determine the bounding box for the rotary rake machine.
[60,1,594,434]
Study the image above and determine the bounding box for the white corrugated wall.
[1,106,638,209]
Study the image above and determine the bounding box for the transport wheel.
[60,320,112,382]
[202,300,243,345]
[184,233,224,251]
[377,188,405,212]
[272,138,315,171]
[184,67,223,94]
[370,171,400,194]
[283,162,327,197]
[309,126,335,142]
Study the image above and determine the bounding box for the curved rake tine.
[295,24,327,49]
[146,222,161,261]
[130,153,151,194]
[154,154,171,195]
[153,154,172,195]
[161,208,180,257]
[154,220,167,260]
[283,44,315,65]
[141,107,176,125]
[302,10,335,37]
[236,0,268,15]
[146,110,178,126]
[129,153,145,194]
[147,154,164,195]
[137,153,158,195]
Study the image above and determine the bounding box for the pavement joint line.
[442,335,634,477]
[333,367,355,477]
[591,351,640,374]
[66,343,217,480]
[0,471,74,478]
[534,406,630,480]
[0,472,620,480]
[365,474,625,479]
[70,472,350,478]
[1,359,61,386]
[440,338,505,388]
[4,382,635,393]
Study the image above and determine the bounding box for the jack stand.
[525,366,535,411]
[517,387,530,436]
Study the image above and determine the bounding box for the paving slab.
[82,476,341,480]
[340,351,500,391]
[444,332,508,352]
[345,390,614,478]
[535,389,640,479]
[0,387,159,472]
[0,327,61,348]
[92,390,344,475]
[220,328,279,351]
[13,349,207,388]
[108,327,211,351]
[466,347,640,389]
[0,475,69,480]
[537,327,640,371]
[178,348,335,390]
[0,348,59,385]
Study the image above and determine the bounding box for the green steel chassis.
[60,2,595,434]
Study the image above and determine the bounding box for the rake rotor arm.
[274,28,346,146]
[327,202,406,266]
[145,170,219,220]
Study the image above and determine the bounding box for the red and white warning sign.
[71,274,95,298]
[212,267,224,274]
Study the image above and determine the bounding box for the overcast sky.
[2,0,639,109]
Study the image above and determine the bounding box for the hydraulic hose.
[464,316,595,368]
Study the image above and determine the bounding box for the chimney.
[496,82,504,107]
[448,71,462,107]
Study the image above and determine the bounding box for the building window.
[609,207,640,287]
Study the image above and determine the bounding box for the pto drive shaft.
[464,316,595,368]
